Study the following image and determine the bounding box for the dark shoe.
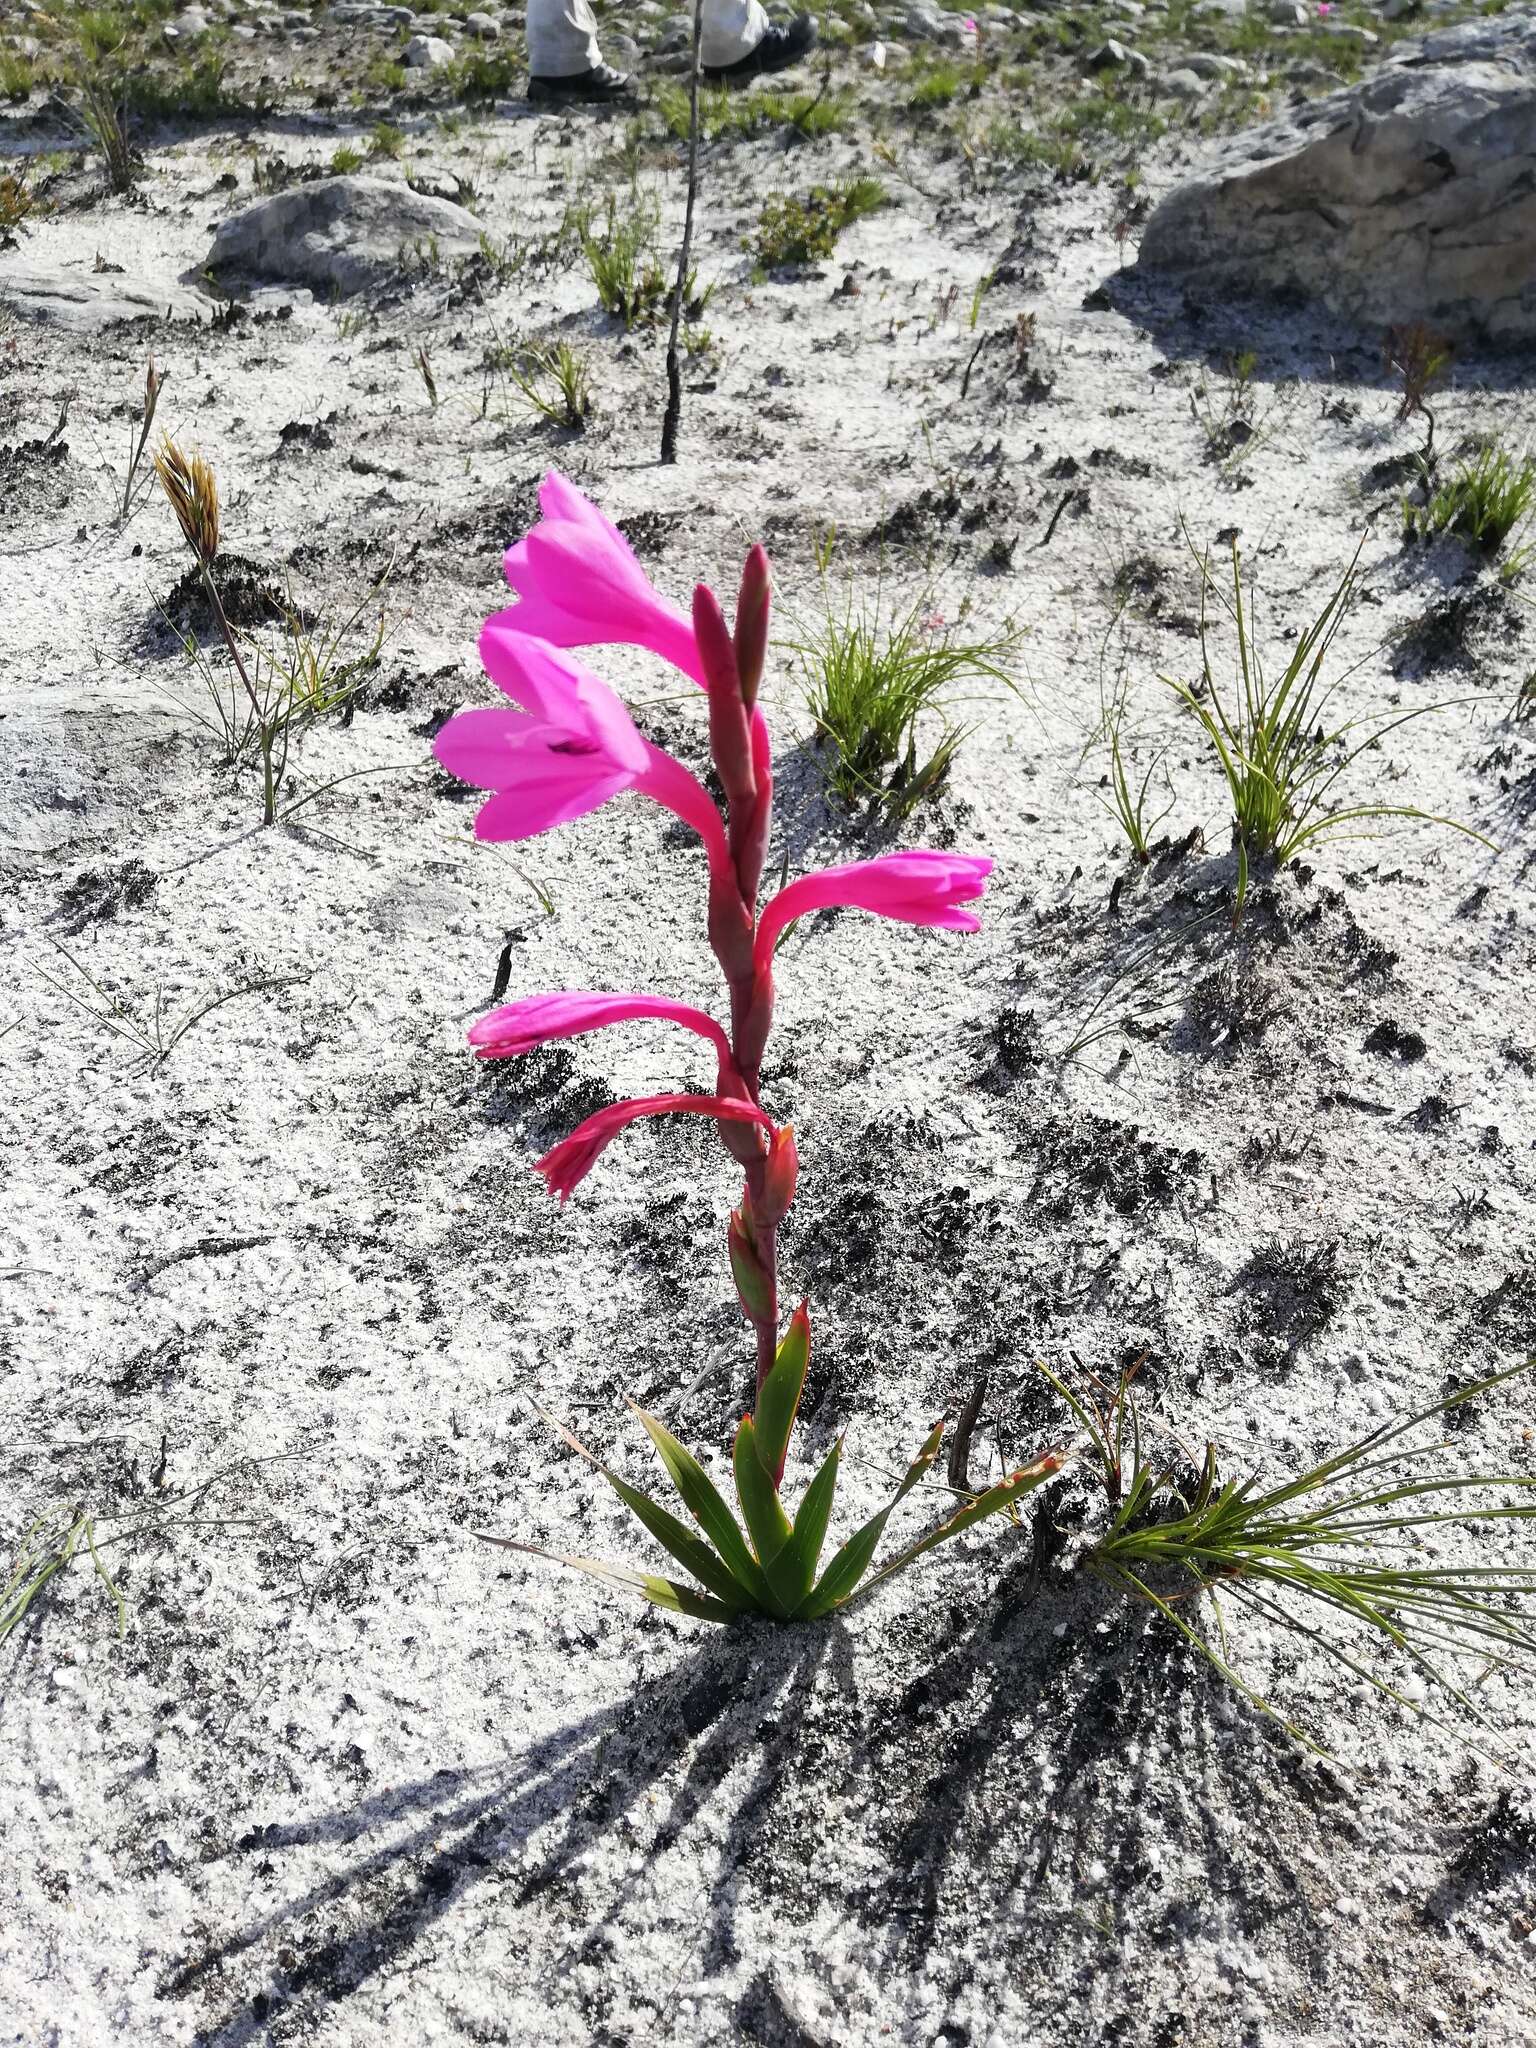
[703,14,818,83]
[527,63,632,103]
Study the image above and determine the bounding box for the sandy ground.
[5,10,1536,2045]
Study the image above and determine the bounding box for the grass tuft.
[749,175,885,271]
[790,586,1019,818]
[1404,442,1536,567]
[1164,536,1491,918]
[1046,1356,1536,1752]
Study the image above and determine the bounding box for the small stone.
[1160,67,1207,100]
[1083,38,1148,78]
[463,8,500,33]
[404,31,454,65]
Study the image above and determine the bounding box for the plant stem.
[199,560,275,825]
[660,0,704,466]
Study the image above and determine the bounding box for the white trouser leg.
[526,0,602,76]
[700,0,770,67]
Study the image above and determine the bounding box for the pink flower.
[468,991,732,1067]
[437,633,730,877]
[754,852,994,975]
[493,471,706,688]
[536,1093,774,1202]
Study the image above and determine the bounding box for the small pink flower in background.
[920,610,946,634]
[1317,2,1332,12]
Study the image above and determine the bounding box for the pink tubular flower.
[753,852,995,975]
[437,633,730,876]
[468,992,732,1067]
[536,1093,773,1203]
[493,471,707,689]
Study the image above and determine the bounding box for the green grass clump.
[655,80,852,142]
[123,55,277,122]
[0,49,35,102]
[577,192,670,327]
[1404,443,1536,564]
[908,61,970,110]
[749,175,885,271]
[491,338,593,432]
[1164,536,1489,918]
[1049,1356,1536,1753]
[791,586,1018,817]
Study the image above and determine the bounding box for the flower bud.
[695,582,755,813]
[728,1206,774,1324]
[732,545,772,710]
[756,1123,798,1227]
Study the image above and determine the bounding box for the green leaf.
[800,1419,945,1620]
[754,1308,810,1482]
[532,1403,759,1611]
[606,1466,762,1612]
[733,1415,794,1584]
[851,1453,1064,1604]
[630,1403,775,1610]
[779,1437,842,1617]
[476,1536,740,1624]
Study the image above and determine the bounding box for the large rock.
[205,176,486,296]
[1138,12,1536,345]
[0,264,203,333]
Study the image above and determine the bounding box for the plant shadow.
[160,1547,1351,2044]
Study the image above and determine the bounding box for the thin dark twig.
[1035,487,1085,551]
[946,1375,989,1491]
[960,330,994,401]
[660,0,706,466]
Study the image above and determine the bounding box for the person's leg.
[699,0,769,68]
[526,0,601,77]
[526,0,632,98]
[701,6,818,82]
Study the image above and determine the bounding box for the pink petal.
[434,708,633,839]
[497,471,707,689]
[477,630,651,777]
[468,992,732,1065]
[535,1092,773,1202]
[754,852,994,972]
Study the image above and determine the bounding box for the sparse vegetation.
[1049,1355,1536,1751]
[1404,442,1536,567]
[1165,537,1489,917]
[749,175,886,271]
[490,338,594,432]
[578,190,671,327]
[791,585,1018,817]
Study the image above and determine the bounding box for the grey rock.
[1160,66,1207,100]
[903,6,973,47]
[0,266,203,334]
[404,31,454,64]
[1268,1,1307,23]
[1183,51,1248,79]
[206,176,486,296]
[1084,38,1148,77]
[1139,11,1536,345]
[464,9,500,33]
